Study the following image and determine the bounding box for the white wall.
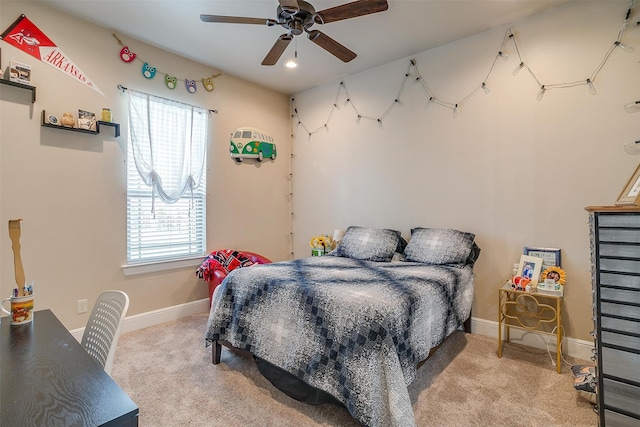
[290,1,640,341]
[0,2,291,329]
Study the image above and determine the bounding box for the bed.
[204,226,479,427]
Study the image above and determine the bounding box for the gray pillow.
[333,226,402,262]
[404,228,476,265]
[466,242,481,266]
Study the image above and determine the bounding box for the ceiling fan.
[200,0,389,66]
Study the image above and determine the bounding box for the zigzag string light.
[292,0,635,135]
[291,61,414,137]
[345,60,413,124]
[416,28,514,116]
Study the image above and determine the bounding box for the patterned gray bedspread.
[205,256,474,427]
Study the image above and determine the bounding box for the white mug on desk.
[1,293,34,325]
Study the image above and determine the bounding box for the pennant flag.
[1,14,104,96]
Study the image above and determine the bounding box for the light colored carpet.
[111,313,597,426]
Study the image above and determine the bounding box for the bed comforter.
[205,256,474,427]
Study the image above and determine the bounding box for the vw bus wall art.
[229,127,277,163]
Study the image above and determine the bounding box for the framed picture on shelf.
[9,60,31,85]
[524,246,561,269]
[615,163,640,206]
[516,254,544,285]
[77,109,96,131]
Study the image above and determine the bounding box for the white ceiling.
[32,0,570,95]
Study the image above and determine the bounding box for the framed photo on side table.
[524,246,561,269]
[615,163,640,206]
[516,255,544,285]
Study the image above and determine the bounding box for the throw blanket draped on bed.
[205,256,474,427]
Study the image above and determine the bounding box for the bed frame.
[211,309,472,365]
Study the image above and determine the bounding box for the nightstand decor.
[541,266,566,285]
[515,254,544,285]
[523,246,561,271]
[332,228,345,246]
[310,234,335,256]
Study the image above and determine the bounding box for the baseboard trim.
[69,303,594,362]
[69,298,210,342]
[471,317,594,361]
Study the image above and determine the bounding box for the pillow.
[466,242,482,266]
[333,226,402,262]
[571,365,597,404]
[404,228,476,265]
[196,249,255,281]
[396,235,408,254]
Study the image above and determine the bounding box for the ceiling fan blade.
[314,0,388,24]
[200,14,275,25]
[307,30,356,63]
[262,34,293,66]
[278,0,300,14]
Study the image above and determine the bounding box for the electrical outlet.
[77,299,88,314]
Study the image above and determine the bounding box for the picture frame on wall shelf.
[8,60,31,85]
[77,109,97,131]
[615,163,640,206]
[524,246,561,269]
[516,254,544,285]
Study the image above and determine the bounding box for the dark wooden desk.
[1,309,139,426]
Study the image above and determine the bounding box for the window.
[126,90,207,265]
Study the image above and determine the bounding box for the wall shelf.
[41,110,120,137]
[97,120,121,137]
[0,79,36,103]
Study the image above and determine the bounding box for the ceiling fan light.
[285,40,299,68]
[203,0,389,66]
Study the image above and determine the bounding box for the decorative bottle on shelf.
[101,108,112,122]
[60,112,75,128]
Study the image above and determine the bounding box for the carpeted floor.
[111,313,597,426]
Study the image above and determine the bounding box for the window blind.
[126,90,207,264]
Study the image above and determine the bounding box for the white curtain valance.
[128,90,207,206]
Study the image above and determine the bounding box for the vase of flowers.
[310,234,333,256]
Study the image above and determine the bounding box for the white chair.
[81,290,129,375]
